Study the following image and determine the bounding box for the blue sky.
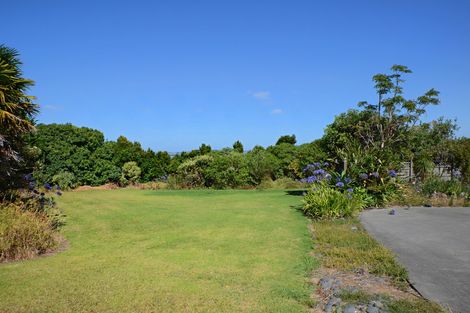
[4,0,470,152]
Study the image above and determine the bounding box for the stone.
[370,301,384,309]
[327,296,341,306]
[324,303,333,313]
[319,277,334,290]
[343,304,356,313]
[351,226,358,231]
[367,304,379,313]
[389,209,396,215]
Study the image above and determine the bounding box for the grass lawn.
[0,189,315,313]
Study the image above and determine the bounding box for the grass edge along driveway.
[0,189,316,313]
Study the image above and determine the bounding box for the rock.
[327,296,341,306]
[324,303,333,313]
[343,304,356,313]
[370,301,384,309]
[389,209,396,215]
[351,226,358,231]
[319,277,333,290]
[367,304,379,313]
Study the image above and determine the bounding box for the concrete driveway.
[360,207,470,313]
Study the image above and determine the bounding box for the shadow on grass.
[284,190,307,197]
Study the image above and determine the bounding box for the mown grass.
[0,189,316,313]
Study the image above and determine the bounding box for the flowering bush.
[302,181,366,219]
[300,162,400,212]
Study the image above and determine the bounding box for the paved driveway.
[360,207,470,313]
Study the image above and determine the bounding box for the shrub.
[302,182,366,219]
[120,161,141,185]
[52,171,76,190]
[421,176,465,196]
[0,205,58,262]
[176,155,213,188]
[204,152,250,188]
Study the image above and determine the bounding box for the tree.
[0,45,38,192]
[323,65,441,175]
[245,148,279,183]
[232,140,244,153]
[198,143,212,155]
[276,134,296,145]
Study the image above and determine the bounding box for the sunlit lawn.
[0,189,315,313]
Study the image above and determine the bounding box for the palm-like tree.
[0,45,37,137]
[0,45,37,191]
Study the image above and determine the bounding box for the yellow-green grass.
[0,189,316,313]
[312,218,408,286]
[312,219,446,313]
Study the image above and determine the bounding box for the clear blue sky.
[4,0,470,152]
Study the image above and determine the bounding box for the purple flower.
[55,185,61,190]
[388,170,397,177]
[325,173,332,180]
[336,182,344,188]
[371,172,380,178]
[323,161,329,167]
[313,162,322,168]
[313,169,326,175]
[306,176,317,183]
[44,183,52,190]
[56,191,63,196]
[345,193,353,199]
[359,173,368,180]
[344,177,352,184]
[347,188,353,193]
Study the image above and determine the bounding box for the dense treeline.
[30,124,328,189]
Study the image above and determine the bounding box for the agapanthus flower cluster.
[301,162,331,183]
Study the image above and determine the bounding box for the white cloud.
[252,91,270,100]
[271,108,283,115]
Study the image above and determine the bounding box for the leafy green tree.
[276,134,296,145]
[267,143,297,177]
[245,148,279,184]
[204,151,250,188]
[449,137,470,183]
[176,155,213,188]
[32,124,106,185]
[0,45,38,192]
[323,65,441,175]
[198,143,212,155]
[232,140,244,153]
[120,161,141,185]
[233,140,243,153]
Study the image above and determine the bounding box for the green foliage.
[450,137,470,183]
[120,161,141,185]
[232,140,244,153]
[177,154,213,188]
[0,204,57,262]
[52,171,76,190]
[276,134,297,145]
[204,151,250,188]
[302,182,366,219]
[245,147,279,184]
[421,177,466,197]
[0,45,38,194]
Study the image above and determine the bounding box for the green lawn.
[0,189,315,313]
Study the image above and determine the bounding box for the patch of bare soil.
[74,183,119,191]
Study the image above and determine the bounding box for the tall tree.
[232,140,244,153]
[0,45,38,192]
[276,134,296,145]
